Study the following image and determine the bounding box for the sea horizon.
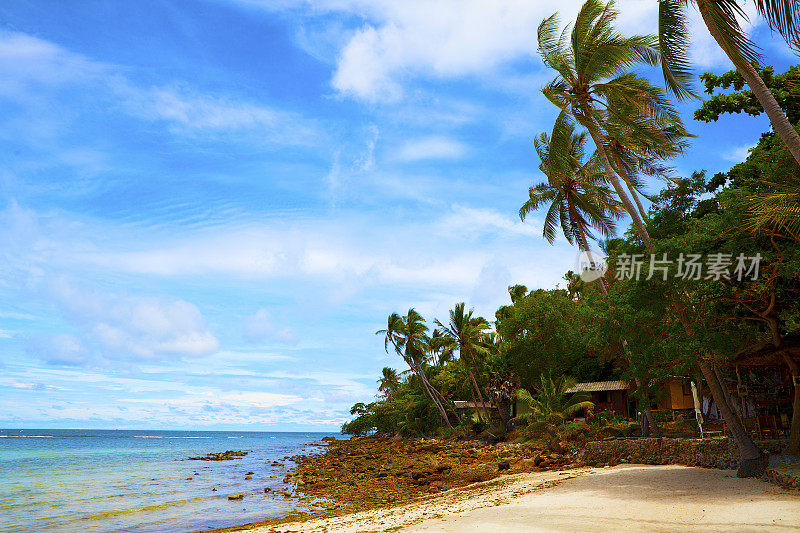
[0,428,338,533]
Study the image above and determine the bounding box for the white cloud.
[43,279,219,363]
[0,30,321,144]
[238,0,760,102]
[438,204,541,237]
[243,308,299,345]
[722,142,756,162]
[397,136,467,162]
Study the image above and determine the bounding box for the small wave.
[133,436,211,439]
[84,495,216,520]
[0,435,54,438]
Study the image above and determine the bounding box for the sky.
[0,0,794,431]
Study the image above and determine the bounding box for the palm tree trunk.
[427,375,462,424]
[586,125,653,248]
[781,353,800,454]
[609,150,649,220]
[699,360,767,477]
[469,369,497,431]
[697,0,800,164]
[411,362,454,430]
[575,215,608,294]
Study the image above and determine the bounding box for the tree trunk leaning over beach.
[781,353,800,454]
[699,360,767,477]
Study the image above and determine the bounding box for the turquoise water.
[0,429,336,532]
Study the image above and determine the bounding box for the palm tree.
[377,367,400,396]
[604,108,691,220]
[538,0,684,248]
[747,190,800,239]
[377,310,457,430]
[520,113,623,292]
[658,0,800,163]
[436,303,496,430]
[514,374,595,451]
[428,328,456,367]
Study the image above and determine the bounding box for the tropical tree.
[657,0,800,162]
[521,113,623,292]
[436,303,496,430]
[428,328,456,367]
[378,367,401,397]
[539,0,764,475]
[377,310,457,429]
[603,107,691,220]
[538,0,682,247]
[514,374,595,450]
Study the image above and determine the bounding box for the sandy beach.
[250,465,800,533]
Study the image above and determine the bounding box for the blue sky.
[0,0,793,430]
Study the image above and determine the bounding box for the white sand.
[252,465,800,533]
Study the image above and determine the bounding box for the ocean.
[0,429,337,533]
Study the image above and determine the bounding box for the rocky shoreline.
[213,435,797,532]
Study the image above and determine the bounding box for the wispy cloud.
[722,142,756,162]
[396,136,467,162]
[0,30,322,146]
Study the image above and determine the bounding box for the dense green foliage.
[344,3,800,461]
[695,65,800,124]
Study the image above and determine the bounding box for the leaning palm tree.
[604,106,691,220]
[428,328,456,367]
[377,310,456,430]
[658,0,800,163]
[538,0,685,248]
[436,303,496,430]
[520,113,623,292]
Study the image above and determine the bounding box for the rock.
[228,494,243,501]
[189,450,248,461]
[245,475,253,480]
[246,471,255,475]
[264,487,271,493]
[282,491,292,498]
[186,477,193,480]
[498,460,510,471]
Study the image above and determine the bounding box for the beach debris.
[228,494,244,501]
[188,450,248,461]
[246,471,255,475]
[264,487,271,493]
[245,475,253,480]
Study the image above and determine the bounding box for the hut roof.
[565,380,629,393]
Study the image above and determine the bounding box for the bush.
[587,410,622,427]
